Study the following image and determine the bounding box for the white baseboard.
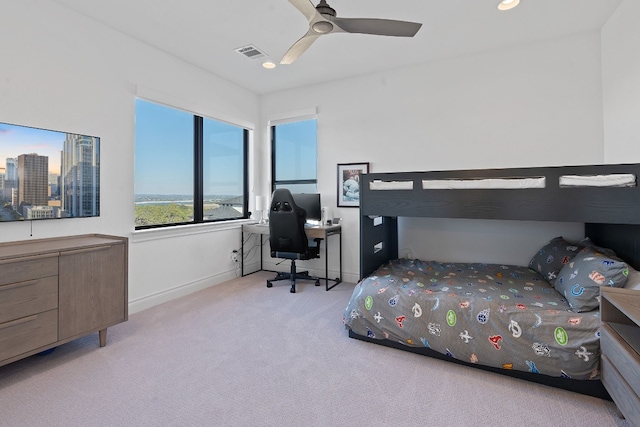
[128,265,358,315]
[128,270,238,314]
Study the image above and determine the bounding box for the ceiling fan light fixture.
[312,21,334,34]
[497,0,520,11]
[281,0,422,64]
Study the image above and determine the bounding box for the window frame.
[134,98,249,230]
[270,117,318,193]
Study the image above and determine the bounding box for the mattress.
[343,259,601,380]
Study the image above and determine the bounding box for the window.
[271,118,317,193]
[135,99,248,229]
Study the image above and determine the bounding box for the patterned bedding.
[343,259,601,380]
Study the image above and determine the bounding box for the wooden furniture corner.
[600,286,640,427]
[0,234,128,368]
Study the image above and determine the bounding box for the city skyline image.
[0,121,100,222]
[0,122,64,174]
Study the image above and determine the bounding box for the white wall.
[602,0,640,162]
[261,32,606,273]
[3,1,635,311]
[1,1,259,313]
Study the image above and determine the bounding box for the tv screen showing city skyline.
[0,121,100,222]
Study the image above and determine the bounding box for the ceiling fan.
[281,0,422,64]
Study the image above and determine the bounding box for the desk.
[241,223,342,290]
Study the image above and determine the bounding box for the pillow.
[580,237,619,259]
[529,237,584,283]
[624,265,640,291]
[554,246,629,312]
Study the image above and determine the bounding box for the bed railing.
[359,163,640,278]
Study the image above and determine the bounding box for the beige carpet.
[0,272,628,427]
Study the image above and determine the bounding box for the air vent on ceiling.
[235,45,266,60]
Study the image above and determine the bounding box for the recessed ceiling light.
[262,61,276,69]
[497,0,520,11]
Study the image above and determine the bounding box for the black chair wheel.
[290,285,296,293]
[267,281,273,288]
[315,279,320,286]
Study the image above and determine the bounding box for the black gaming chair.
[266,188,321,293]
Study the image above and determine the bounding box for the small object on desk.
[321,206,332,225]
[255,195,268,224]
[333,218,341,225]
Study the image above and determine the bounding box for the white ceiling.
[50,0,622,95]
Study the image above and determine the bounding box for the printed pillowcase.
[529,237,584,283]
[554,246,629,312]
[580,237,619,259]
[624,265,640,291]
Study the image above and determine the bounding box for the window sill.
[131,219,254,243]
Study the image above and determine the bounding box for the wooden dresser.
[0,234,128,368]
[600,287,640,427]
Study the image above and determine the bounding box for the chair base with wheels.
[266,259,320,293]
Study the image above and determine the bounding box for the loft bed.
[344,163,640,399]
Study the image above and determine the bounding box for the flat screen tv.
[0,121,100,222]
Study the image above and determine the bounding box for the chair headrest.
[270,189,305,219]
[272,200,293,212]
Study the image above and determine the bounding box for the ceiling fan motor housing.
[312,21,334,33]
[316,0,336,17]
[312,0,337,33]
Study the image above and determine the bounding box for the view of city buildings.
[0,126,100,222]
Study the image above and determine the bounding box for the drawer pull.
[0,315,38,330]
[60,245,112,256]
[0,279,39,292]
[0,253,58,265]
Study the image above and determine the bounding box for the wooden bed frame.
[354,163,640,399]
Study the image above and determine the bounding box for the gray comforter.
[343,259,601,380]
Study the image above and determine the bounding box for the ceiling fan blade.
[280,31,321,64]
[332,17,422,37]
[282,1,423,64]
[288,0,321,23]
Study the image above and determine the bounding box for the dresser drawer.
[602,355,640,427]
[601,323,640,398]
[0,276,58,324]
[0,309,58,362]
[0,255,58,286]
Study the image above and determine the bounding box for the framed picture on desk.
[337,162,369,207]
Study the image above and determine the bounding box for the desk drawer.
[0,275,58,324]
[0,309,58,362]
[602,355,640,427]
[0,255,58,286]
[601,323,640,398]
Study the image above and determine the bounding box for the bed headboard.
[360,163,640,278]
